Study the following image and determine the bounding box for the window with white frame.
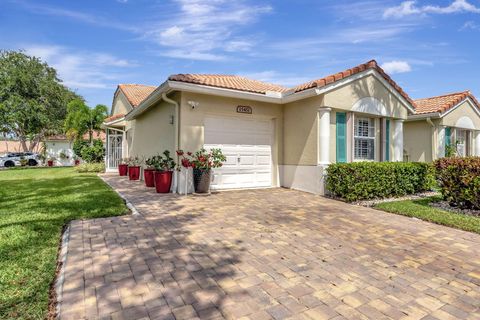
[354,117,375,160]
[456,129,467,157]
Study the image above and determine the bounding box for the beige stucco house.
[404,91,480,162]
[103,60,415,194]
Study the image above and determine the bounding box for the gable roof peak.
[414,90,479,115]
[117,83,157,107]
[415,90,470,101]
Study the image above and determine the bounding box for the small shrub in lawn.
[434,157,480,210]
[326,162,435,202]
[75,162,105,173]
[80,139,105,163]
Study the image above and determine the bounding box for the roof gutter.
[102,117,126,127]
[407,112,441,121]
[426,117,436,161]
[161,92,180,193]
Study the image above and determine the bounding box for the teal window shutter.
[385,119,390,161]
[336,112,347,163]
[445,127,451,157]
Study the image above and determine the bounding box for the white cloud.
[381,60,412,74]
[460,20,480,30]
[145,0,271,60]
[14,0,138,32]
[384,0,480,19]
[24,45,136,89]
[225,40,254,52]
[160,50,226,61]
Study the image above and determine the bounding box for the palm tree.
[64,99,108,145]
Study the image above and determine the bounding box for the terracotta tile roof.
[46,131,106,142]
[168,74,289,94]
[414,90,480,115]
[118,84,156,107]
[293,60,415,107]
[104,113,125,123]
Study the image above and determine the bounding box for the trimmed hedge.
[434,157,480,210]
[74,162,105,173]
[326,162,435,202]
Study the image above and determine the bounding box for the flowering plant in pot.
[152,150,176,193]
[127,156,142,181]
[118,158,129,176]
[143,156,156,187]
[177,148,226,194]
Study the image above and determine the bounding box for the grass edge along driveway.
[375,196,480,234]
[0,167,127,319]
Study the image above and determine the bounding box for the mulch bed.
[430,200,480,217]
[353,191,439,207]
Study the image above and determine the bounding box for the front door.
[107,130,123,169]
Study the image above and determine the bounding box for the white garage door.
[204,116,273,190]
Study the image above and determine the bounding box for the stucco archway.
[352,97,388,116]
[455,116,475,130]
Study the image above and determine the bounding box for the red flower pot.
[154,171,173,193]
[118,164,128,176]
[47,160,54,167]
[74,159,80,166]
[144,168,155,187]
[128,166,141,180]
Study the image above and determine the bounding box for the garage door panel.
[204,117,273,190]
[239,156,255,166]
[256,155,271,165]
[223,155,238,167]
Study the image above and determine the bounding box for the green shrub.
[74,162,105,173]
[434,157,480,210]
[80,139,105,163]
[326,162,435,202]
[73,139,88,157]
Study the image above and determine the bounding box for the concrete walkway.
[57,174,480,319]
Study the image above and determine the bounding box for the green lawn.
[0,167,127,319]
[375,196,480,234]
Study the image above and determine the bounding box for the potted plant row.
[144,156,156,187]
[150,151,176,193]
[127,156,142,181]
[118,158,129,176]
[177,148,226,194]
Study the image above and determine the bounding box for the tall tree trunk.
[20,137,28,152]
[89,119,93,146]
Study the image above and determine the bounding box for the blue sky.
[1,0,480,109]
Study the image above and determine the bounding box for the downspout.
[161,93,180,193]
[426,117,435,161]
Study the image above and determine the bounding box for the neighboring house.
[104,60,414,194]
[45,131,106,166]
[404,91,480,162]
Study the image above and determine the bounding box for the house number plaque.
[236,105,252,114]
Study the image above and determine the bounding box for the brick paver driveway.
[57,175,480,320]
